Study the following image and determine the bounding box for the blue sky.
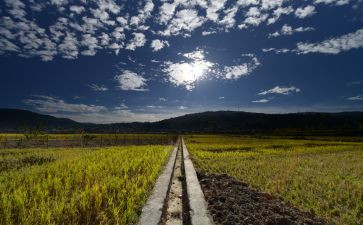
[0,0,363,123]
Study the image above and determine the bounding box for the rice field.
[186,135,363,225]
[0,145,172,225]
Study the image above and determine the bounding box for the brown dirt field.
[197,172,329,225]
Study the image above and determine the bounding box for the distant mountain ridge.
[1,109,363,135]
[0,109,81,132]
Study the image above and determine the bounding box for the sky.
[0,0,363,123]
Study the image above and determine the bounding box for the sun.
[191,61,208,79]
[164,50,214,90]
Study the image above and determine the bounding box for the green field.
[0,145,172,225]
[186,135,363,225]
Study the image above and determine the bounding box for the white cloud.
[243,7,268,26]
[151,39,170,52]
[262,48,291,53]
[223,55,261,79]
[183,49,205,60]
[88,84,109,91]
[70,5,85,14]
[159,97,167,101]
[160,9,205,36]
[114,70,148,91]
[115,103,128,109]
[4,0,26,19]
[125,33,146,51]
[80,34,100,56]
[295,5,316,18]
[97,0,121,14]
[296,29,363,54]
[261,0,287,10]
[206,0,228,22]
[146,105,164,109]
[219,6,239,29]
[347,95,363,101]
[0,0,354,62]
[314,0,350,5]
[130,0,154,26]
[158,2,178,25]
[218,96,225,99]
[0,38,20,53]
[23,95,107,113]
[58,32,79,59]
[179,106,188,110]
[237,0,260,7]
[258,86,301,95]
[252,98,270,103]
[202,30,217,36]
[224,64,249,79]
[50,0,69,6]
[267,6,294,25]
[269,24,314,37]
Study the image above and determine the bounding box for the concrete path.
[138,136,214,225]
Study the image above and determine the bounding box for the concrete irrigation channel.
[139,136,214,225]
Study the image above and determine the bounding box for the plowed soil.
[197,172,329,225]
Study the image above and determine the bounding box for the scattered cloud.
[252,98,270,103]
[223,55,261,79]
[269,24,314,38]
[125,33,146,51]
[115,103,128,109]
[0,0,356,61]
[258,86,301,95]
[295,5,316,18]
[58,32,79,59]
[146,105,164,109]
[218,96,225,100]
[296,29,363,54]
[130,0,154,27]
[159,97,167,101]
[262,48,291,54]
[160,9,205,37]
[88,84,109,92]
[347,95,363,101]
[314,0,350,5]
[202,30,217,36]
[151,39,169,52]
[114,70,148,91]
[23,95,107,113]
[206,0,228,22]
[242,7,268,27]
[179,106,188,110]
[265,29,363,55]
[70,5,85,14]
[347,80,363,86]
[267,6,294,25]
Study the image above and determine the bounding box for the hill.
[0,109,82,132]
[1,109,363,135]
